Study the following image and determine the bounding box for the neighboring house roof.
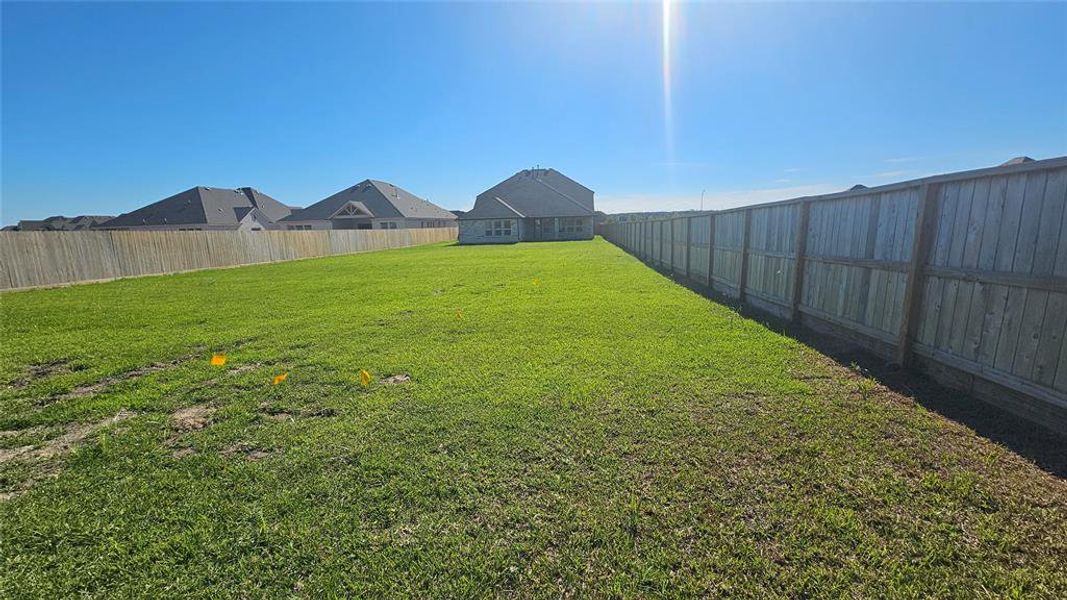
[17,215,114,231]
[283,180,456,222]
[102,187,291,228]
[461,168,595,220]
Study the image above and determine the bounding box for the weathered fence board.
[602,156,1067,432]
[0,227,457,291]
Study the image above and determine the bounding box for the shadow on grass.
[650,262,1067,480]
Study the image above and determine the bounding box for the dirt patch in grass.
[379,374,411,385]
[40,354,202,406]
[257,404,294,422]
[0,410,135,466]
[4,359,78,390]
[171,405,216,432]
[0,425,48,443]
[170,447,197,459]
[227,364,261,376]
[257,403,337,422]
[221,444,276,461]
[266,411,295,422]
[0,410,136,500]
[165,405,218,458]
[37,339,261,405]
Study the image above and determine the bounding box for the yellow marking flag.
[359,369,372,386]
[210,354,227,366]
[272,372,288,385]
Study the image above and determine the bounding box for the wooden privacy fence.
[0,227,457,291]
[602,156,1067,433]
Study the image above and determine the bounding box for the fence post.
[685,216,693,279]
[644,221,649,260]
[791,201,811,321]
[708,213,716,288]
[739,209,752,302]
[896,182,941,366]
[670,218,676,273]
[653,220,661,264]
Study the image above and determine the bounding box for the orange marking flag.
[272,372,289,385]
[210,354,227,366]
[359,369,372,386]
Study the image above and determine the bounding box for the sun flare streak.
[661,0,675,165]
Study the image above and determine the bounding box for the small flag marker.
[455,309,463,320]
[210,354,227,366]
[359,369,372,386]
[272,372,288,385]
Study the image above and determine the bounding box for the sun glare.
[662,0,675,167]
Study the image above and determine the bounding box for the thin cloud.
[883,156,922,164]
[598,182,845,214]
[873,170,913,179]
[783,167,804,173]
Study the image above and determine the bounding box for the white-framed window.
[560,218,585,233]
[485,219,513,237]
[379,222,399,230]
[287,225,312,231]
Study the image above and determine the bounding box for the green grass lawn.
[2,239,1065,597]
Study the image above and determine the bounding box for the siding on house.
[458,218,524,244]
[283,217,456,231]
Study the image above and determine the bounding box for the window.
[560,218,585,233]
[379,221,399,230]
[485,220,513,237]
[287,225,312,231]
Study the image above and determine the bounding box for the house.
[458,168,594,244]
[279,180,456,231]
[99,186,291,231]
[14,215,114,231]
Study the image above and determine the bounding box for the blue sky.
[2,1,1065,224]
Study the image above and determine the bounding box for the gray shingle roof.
[282,180,456,222]
[17,215,114,231]
[103,187,291,227]
[460,168,594,220]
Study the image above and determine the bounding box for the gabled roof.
[283,180,456,222]
[17,215,114,231]
[461,168,595,220]
[103,187,291,227]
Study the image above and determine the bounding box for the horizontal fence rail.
[602,156,1067,433]
[0,227,457,291]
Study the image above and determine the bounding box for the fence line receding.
[602,156,1067,433]
[0,227,457,291]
